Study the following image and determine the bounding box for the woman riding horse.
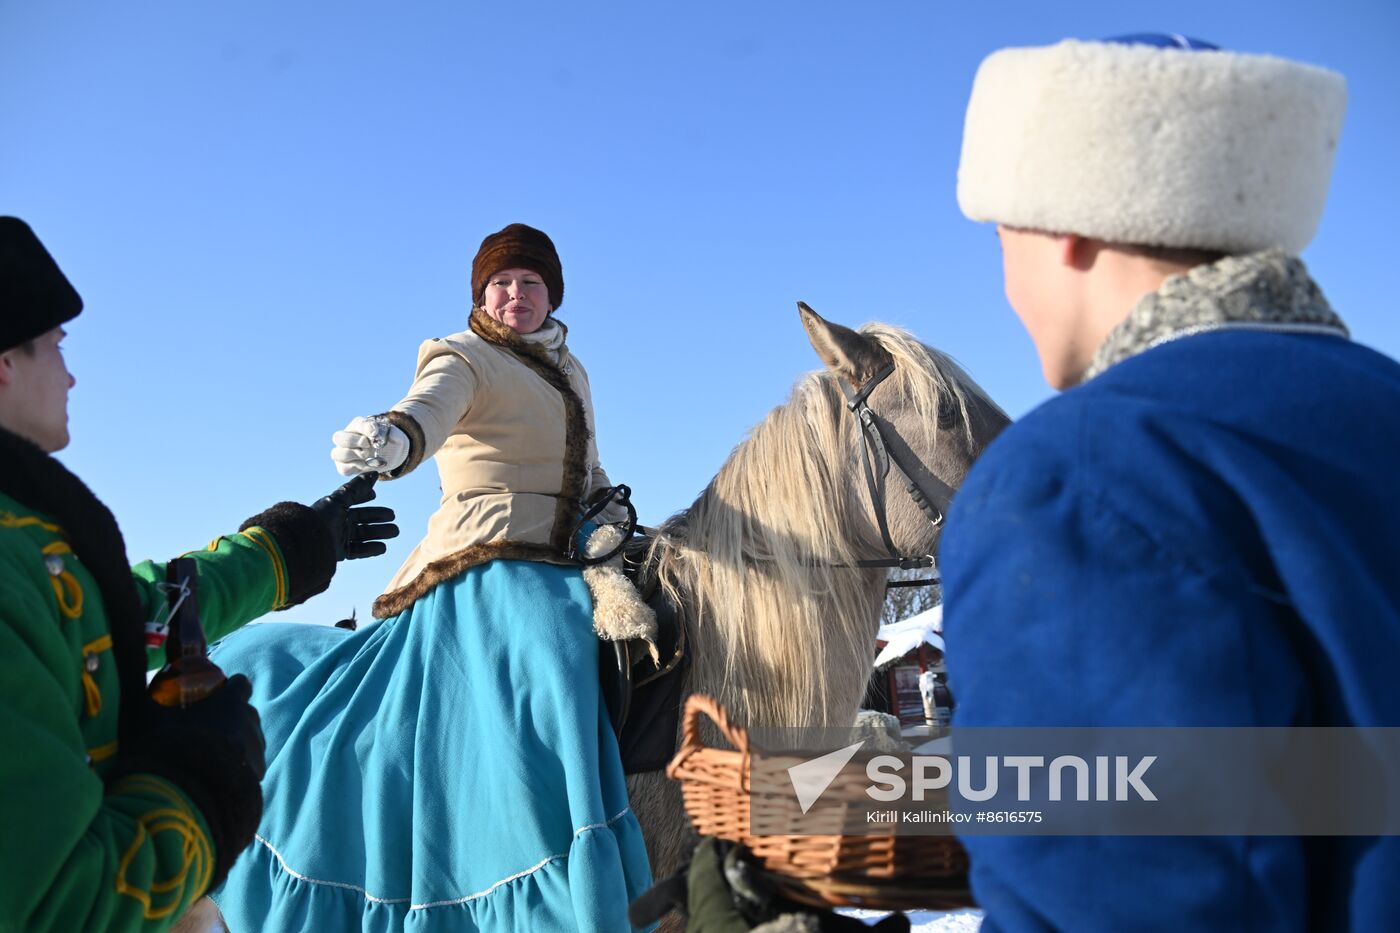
[211,223,652,932]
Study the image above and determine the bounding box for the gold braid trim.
[87,739,119,763]
[43,541,84,620]
[238,527,288,609]
[80,633,112,717]
[111,775,214,918]
[0,511,64,533]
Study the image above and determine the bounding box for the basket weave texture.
[665,694,975,910]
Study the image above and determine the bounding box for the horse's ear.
[797,301,891,383]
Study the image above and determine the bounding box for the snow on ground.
[841,907,984,931]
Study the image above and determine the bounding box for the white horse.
[627,304,1008,881]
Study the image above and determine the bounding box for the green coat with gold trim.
[0,425,336,932]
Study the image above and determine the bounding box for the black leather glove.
[311,472,399,561]
[111,675,266,892]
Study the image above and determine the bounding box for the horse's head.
[798,302,1009,566]
[653,305,1008,732]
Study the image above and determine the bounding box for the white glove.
[331,415,410,476]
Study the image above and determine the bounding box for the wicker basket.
[666,694,974,911]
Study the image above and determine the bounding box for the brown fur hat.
[470,223,564,312]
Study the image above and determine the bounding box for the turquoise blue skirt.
[209,558,653,932]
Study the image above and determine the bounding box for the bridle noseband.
[838,361,947,581]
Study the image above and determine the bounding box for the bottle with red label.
[148,557,227,708]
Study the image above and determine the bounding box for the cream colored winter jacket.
[371,308,620,618]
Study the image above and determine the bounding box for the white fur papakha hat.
[956,35,1347,254]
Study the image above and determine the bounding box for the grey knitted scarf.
[1081,249,1349,384]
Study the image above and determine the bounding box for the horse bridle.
[578,361,948,587]
[839,361,947,580]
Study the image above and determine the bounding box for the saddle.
[598,529,690,775]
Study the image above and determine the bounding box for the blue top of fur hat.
[1105,33,1220,50]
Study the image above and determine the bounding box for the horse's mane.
[655,323,982,729]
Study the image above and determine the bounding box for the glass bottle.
[148,557,227,708]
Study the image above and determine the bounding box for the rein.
[566,484,639,565]
[838,361,946,587]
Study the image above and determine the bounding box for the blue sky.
[4,1,1396,625]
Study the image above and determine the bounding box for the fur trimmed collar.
[468,307,570,371]
[0,426,150,742]
[1083,250,1349,383]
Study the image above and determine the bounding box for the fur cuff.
[583,524,659,665]
[239,502,336,608]
[382,410,426,479]
[957,39,1346,253]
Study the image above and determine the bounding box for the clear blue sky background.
[4,1,1396,625]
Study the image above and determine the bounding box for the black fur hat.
[0,217,83,353]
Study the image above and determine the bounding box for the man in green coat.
[0,216,398,932]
